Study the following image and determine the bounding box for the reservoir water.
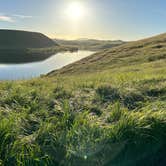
[0,51,94,80]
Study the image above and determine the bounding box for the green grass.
[0,33,166,165]
[0,60,165,165]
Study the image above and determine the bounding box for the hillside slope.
[0,29,57,49]
[49,33,166,75]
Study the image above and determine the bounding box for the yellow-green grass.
[0,33,166,165]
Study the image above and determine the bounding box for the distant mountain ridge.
[0,29,57,49]
[54,38,125,51]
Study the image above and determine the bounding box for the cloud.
[0,15,14,22]
[0,13,33,23]
[13,14,33,19]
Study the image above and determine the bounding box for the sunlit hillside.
[49,33,166,75]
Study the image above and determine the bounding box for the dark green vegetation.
[0,30,77,63]
[55,38,125,51]
[0,30,57,49]
[0,33,166,165]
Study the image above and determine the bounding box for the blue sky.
[0,0,166,40]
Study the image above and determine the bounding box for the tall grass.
[0,57,165,165]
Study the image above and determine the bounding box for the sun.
[66,2,85,20]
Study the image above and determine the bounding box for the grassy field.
[0,33,166,165]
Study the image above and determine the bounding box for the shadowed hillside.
[0,30,77,63]
[0,29,57,49]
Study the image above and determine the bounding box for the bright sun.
[66,2,85,20]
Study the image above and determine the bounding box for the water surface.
[0,51,94,80]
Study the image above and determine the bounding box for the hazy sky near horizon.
[0,0,166,40]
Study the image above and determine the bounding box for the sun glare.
[66,2,85,20]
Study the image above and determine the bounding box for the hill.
[55,38,125,51]
[49,33,166,75]
[0,29,57,49]
[0,33,165,165]
[0,30,77,63]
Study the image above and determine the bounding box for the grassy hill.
[0,30,77,63]
[49,33,166,75]
[0,33,165,165]
[55,38,125,51]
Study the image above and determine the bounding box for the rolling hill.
[49,33,166,75]
[0,29,57,49]
[55,38,125,51]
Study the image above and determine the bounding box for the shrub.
[148,54,166,62]
[96,85,120,103]
[53,87,72,100]
[107,102,125,123]
[123,91,144,110]
[145,88,166,97]
[89,106,102,116]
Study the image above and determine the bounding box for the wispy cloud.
[0,13,33,23]
[0,15,14,22]
[13,14,33,19]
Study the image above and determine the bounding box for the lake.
[0,50,94,80]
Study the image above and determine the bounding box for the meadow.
[0,57,165,165]
[1,0,166,164]
[0,33,166,166]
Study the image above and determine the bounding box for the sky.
[0,0,166,40]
